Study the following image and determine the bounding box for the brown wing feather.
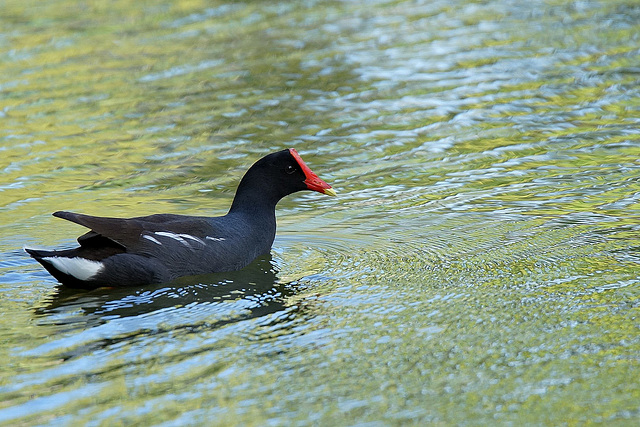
[54,211,144,249]
[53,211,215,252]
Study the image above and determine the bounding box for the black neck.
[228,176,280,216]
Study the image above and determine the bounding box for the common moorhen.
[25,148,335,288]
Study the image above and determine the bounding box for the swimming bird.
[25,148,336,288]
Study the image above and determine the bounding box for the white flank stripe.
[43,257,104,281]
[205,236,226,242]
[142,234,163,245]
[178,234,205,245]
[154,231,191,247]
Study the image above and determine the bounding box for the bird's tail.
[25,247,104,287]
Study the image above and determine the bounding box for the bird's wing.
[54,211,215,253]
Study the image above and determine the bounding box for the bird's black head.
[230,149,335,212]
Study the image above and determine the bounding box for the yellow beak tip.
[323,188,337,197]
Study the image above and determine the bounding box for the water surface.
[1,0,639,425]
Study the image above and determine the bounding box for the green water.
[1,0,639,425]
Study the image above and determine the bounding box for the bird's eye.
[285,165,296,174]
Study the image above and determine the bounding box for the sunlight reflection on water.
[1,0,639,424]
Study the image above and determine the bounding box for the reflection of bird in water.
[31,255,314,362]
[35,254,300,329]
[31,254,316,361]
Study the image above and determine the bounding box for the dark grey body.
[58,210,275,286]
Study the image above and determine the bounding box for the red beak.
[289,148,337,196]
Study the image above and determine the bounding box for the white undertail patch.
[42,257,104,281]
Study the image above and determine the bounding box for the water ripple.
[1,0,639,424]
